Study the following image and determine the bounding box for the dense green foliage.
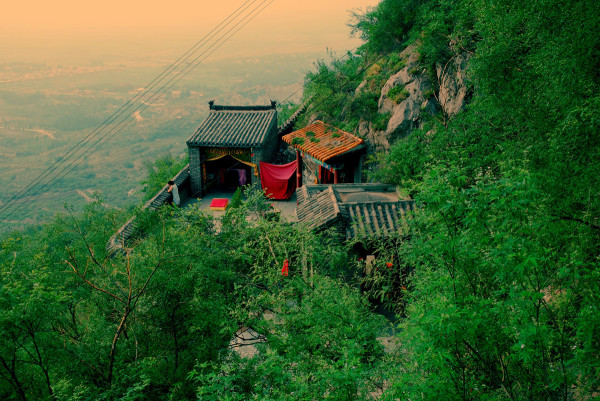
[0,191,391,400]
[358,0,599,399]
[140,152,188,201]
[295,0,600,399]
[2,0,600,399]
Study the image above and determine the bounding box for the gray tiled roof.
[187,105,277,147]
[344,200,414,239]
[296,184,415,239]
[296,186,343,231]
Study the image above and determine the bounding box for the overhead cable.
[0,0,274,225]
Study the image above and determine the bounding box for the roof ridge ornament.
[206,102,277,112]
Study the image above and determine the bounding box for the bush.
[140,153,188,201]
[229,187,243,209]
[387,86,410,103]
[350,0,423,54]
[372,111,391,131]
[291,137,305,146]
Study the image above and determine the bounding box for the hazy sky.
[2,0,381,61]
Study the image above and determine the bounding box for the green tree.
[140,153,188,201]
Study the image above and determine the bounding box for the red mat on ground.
[209,198,229,211]
[260,161,297,200]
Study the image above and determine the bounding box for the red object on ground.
[386,262,393,268]
[282,259,289,276]
[260,161,297,200]
[209,198,229,211]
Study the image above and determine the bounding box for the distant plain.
[0,43,324,227]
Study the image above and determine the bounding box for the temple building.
[296,183,415,240]
[186,101,279,196]
[282,121,365,188]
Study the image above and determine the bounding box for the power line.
[35,0,276,203]
[0,0,262,221]
[0,0,274,225]
[0,0,263,219]
[2,0,391,228]
[2,0,273,224]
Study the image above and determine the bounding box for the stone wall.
[188,146,203,197]
[106,165,190,256]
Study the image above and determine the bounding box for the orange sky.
[0,0,379,61]
[1,0,380,57]
[2,0,376,32]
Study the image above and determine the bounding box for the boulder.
[377,45,435,142]
[355,79,369,95]
[357,44,470,157]
[436,53,471,117]
[361,120,391,154]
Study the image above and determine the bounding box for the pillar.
[296,150,303,188]
[354,154,365,183]
[333,168,339,184]
[189,146,203,197]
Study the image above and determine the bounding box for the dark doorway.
[203,154,252,192]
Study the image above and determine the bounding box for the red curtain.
[319,165,334,183]
[260,161,297,200]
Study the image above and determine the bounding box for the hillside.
[295,0,600,398]
[1,0,599,400]
[0,52,314,228]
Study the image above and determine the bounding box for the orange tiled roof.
[282,121,363,162]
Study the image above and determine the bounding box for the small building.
[282,121,365,187]
[296,183,415,240]
[187,102,279,196]
[296,184,416,311]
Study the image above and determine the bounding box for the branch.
[68,210,103,269]
[67,210,127,297]
[550,214,600,231]
[131,254,184,310]
[63,347,106,381]
[463,339,515,400]
[108,297,131,387]
[66,260,124,303]
[107,253,182,387]
[474,111,499,129]
[263,233,278,262]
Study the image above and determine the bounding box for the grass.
[387,86,410,103]
[291,137,305,146]
[423,88,435,99]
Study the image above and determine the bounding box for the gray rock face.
[361,120,390,153]
[436,53,471,117]
[377,45,435,142]
[356,44,470,156]
[355,79,369,95]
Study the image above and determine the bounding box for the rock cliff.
[361,44,471,154]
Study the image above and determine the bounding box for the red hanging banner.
[281,259,289,276]
[260,161,297,200]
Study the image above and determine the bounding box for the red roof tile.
[282,121,363,162]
